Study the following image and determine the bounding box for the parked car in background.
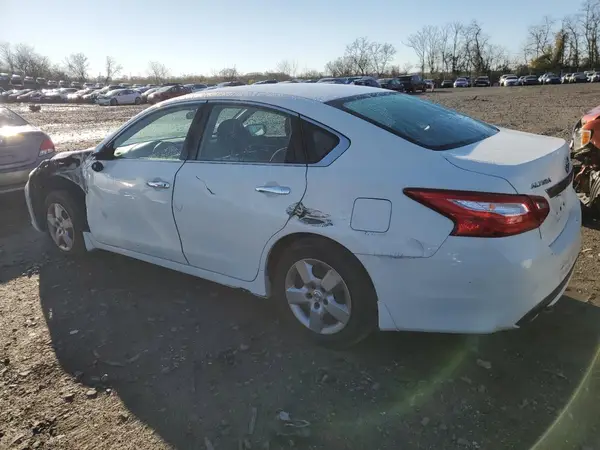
[16,90,43,102]
[440,80,453,88]
[453,78,469,88]
[474,76,491,87]
[504,75,519,86]
[520,75,540,86]
[47,80,58,88]
[10,74,24,88]
[423,79,435,90]
[499,74,516,86]
[317,77,347,84]
[0,73,9,89]
[253,80,279,85]
[36,78,47,87]
[71,81,82,89]
[397,74,427,92]
[23,76,36,88]
[588,72,600,82]
[147,84,191,104]
[141,87,161,103]
[67,89,97,103]
[378,78,405,91]
[184,83,208,92]
[352,77,381,88]
[25,84,581,347]
[561,73,572,83]
[570,72,588,83]
[97,89,142,106]
[0,106,55,194]
[6,89,32,102]
[539,73,560,84]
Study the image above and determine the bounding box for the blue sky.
[3,0,577,77]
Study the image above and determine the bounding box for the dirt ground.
[1,85,600,450]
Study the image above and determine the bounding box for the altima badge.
[565,155,571,174]
[531,178,552,189]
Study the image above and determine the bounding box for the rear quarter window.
[327,92,498,150]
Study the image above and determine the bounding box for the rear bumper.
[359,202,582,333]
[0,155,54,195]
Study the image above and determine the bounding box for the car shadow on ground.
[37,251,600,450]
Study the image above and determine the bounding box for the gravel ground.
[1,85,599,450]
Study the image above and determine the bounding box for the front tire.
[134,97,141,105]
[44,190,87,255]
[273,238,378,348]
[110,98,117,106]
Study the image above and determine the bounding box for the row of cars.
[0,73,98,90]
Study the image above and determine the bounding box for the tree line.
[3,1,600,86]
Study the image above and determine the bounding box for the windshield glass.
[0,107,28,127]
[328,92,498,150]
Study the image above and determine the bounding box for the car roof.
[166,83,382,105]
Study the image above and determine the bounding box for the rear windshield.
[0,108,28,127]
[327,92,498,151]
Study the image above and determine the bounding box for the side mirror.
[245,123,266,137]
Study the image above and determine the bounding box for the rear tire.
[44,190,87,255]
[134,97,141,105]
[273,238,378,348]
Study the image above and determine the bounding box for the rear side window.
[328,92,498,150]
[0,108,27,127]
[301,120,340,164]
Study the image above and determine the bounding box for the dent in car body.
[286,202,333,227]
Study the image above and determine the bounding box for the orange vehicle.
[571,105,600,215]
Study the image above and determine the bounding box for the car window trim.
[188,100,307,167]
[98,101,206,161]
[299,116,350,167]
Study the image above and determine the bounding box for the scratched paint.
[286,202,333,227]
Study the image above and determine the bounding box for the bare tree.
[463,21,489,74]
[564,15,581,68]
[580,0,600,66]
[219,66,238,81]
[525,16,556,60]
[148,61,170,83]
[275,60,298,77]
[448,22,465,74]
[324,56,354,77]
[298,68,322,79]
[346,37,373,75]
[105,56,122,84]
[401,62,413,74]
[404,30,427,74]
[423,25,441,75]
[0,42,15,72]
[64,53,89,81]
[1,43,51,78]
[370,42,396,76]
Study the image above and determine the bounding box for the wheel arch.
[263,231,376,299]
[32,175,88,231]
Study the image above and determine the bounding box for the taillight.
[39,137,55,156]
[404,188,550,238]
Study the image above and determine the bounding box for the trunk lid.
[0,125,45,169]
[443,128,576,245]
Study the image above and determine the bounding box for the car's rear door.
[86,102,204,263]
[173,101,307,281]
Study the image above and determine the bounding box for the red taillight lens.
[404,188,550,238]
[39,137,55,156]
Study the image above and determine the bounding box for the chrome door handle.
[255,185,291,195]
[147,180,170,189]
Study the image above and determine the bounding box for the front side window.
[197,104,303,164]
[328,92,498,150]
[110,105,199,160]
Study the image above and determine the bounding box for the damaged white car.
[25,84,581,347]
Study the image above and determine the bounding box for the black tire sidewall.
[44,190,87,255]
[273,239,378,348]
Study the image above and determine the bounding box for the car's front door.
[86,103,202,263]
[173,102,307,281]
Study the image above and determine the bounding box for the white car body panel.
[173,162,308,281]
[26,84,581,335]
[85,159,187,263]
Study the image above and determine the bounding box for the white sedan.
[96,88,142,106]
[24,84,581,346]
[453,78,469,88]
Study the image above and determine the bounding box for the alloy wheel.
[47,203,75,251]
[284,259,352,335]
